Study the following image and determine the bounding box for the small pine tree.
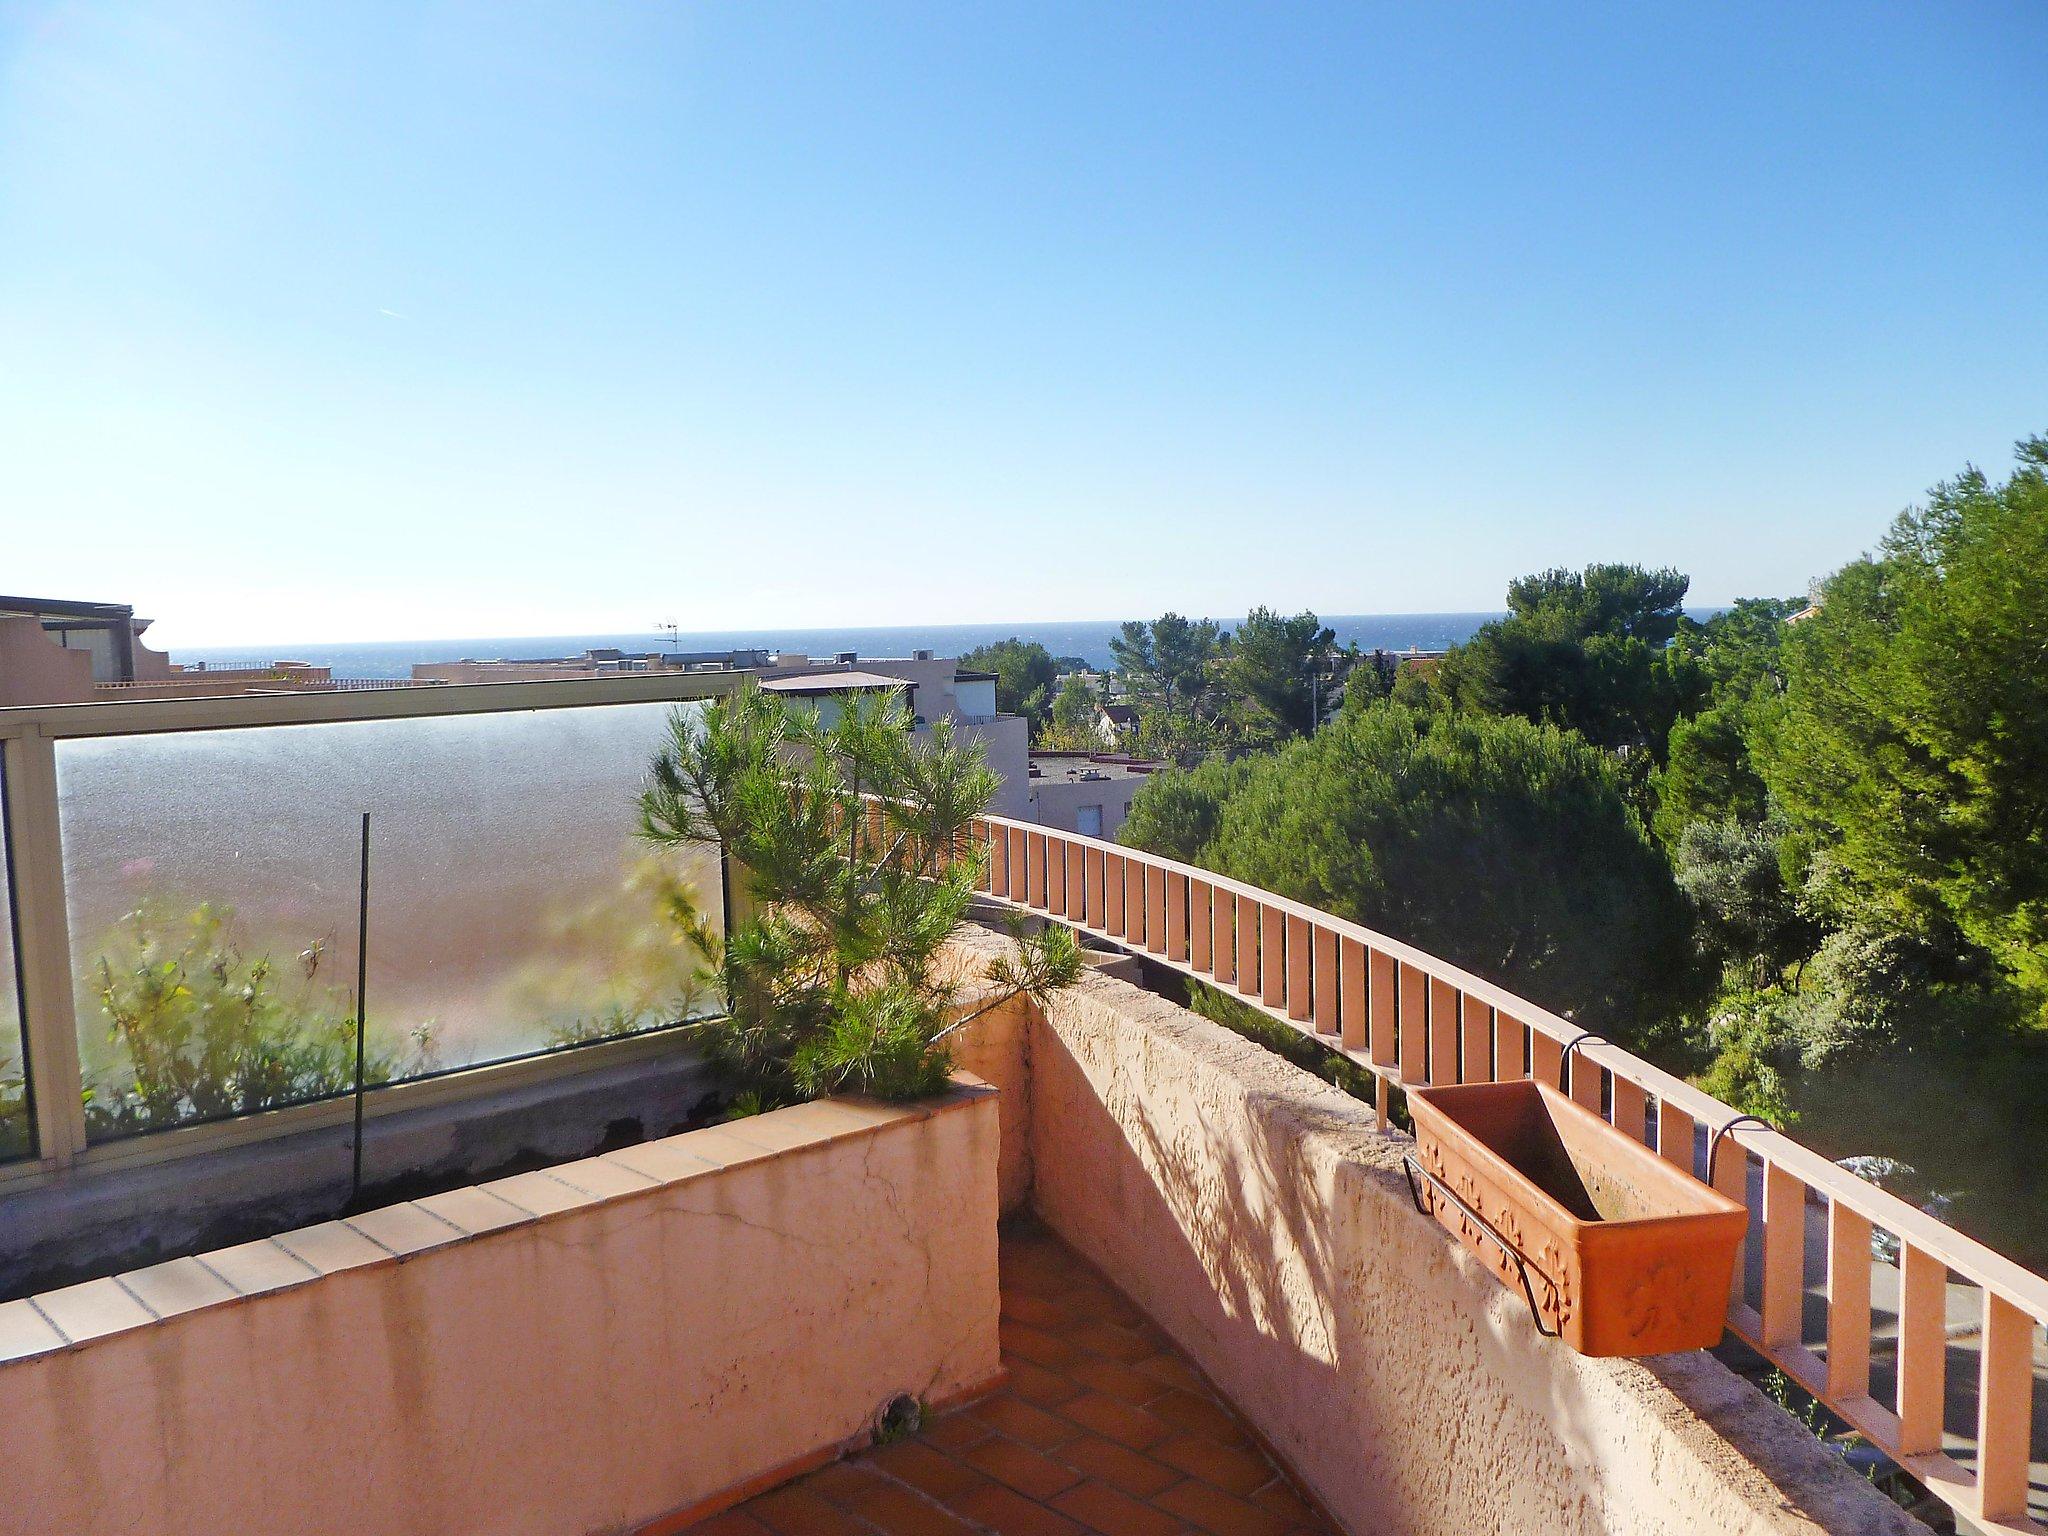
[640,687,1080,1106]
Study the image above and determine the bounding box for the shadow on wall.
[1016,967,1923,1536]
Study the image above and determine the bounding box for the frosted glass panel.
[0,763,30,1161]
[57,701,721,1141]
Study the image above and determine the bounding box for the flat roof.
[759,670,909,696]
[1028,754,1159,781]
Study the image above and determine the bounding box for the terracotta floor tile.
[1067,1320,1162,1364]
[1001,1290,1071,1329]
[1131,1353,1205,1393]
[974,1392,1084,1450]
[1065,1355,1168,1406]
[1150,1435,1271,1499]
[685,1510,777,1536]
[1248,1481,1311,1525]
[749,1488,869,1536]
[847,1479,982,1536]
[1058,1392,1172,1451]
[961,1436,1086,1501]
[704,1224,1336,1536]
[1052,1480,1186,1536]
[1005,1359,1087,1408]
[1143,1390,1243,1444]
[869,1441,988,1503]
[952,1483,1088,1536]
[1151,1481,1288,1536]
[1002,1319,1087,1370]
[1052,1437,1184,1500]
[798,1460,889,1503]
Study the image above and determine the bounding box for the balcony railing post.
[2,730,90,1168]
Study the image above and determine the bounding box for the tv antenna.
[656,620,680,651]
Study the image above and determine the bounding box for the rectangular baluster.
[1611,1077,1650,1145]
[1189,880,1212,972]
[1165,873,1188,961]
[1065,840,1086,918]
[1084,846,1106,929]
[1530,1028,1563,1092]
[1338,936,1366,1051]
[1145,866,1168,955]
[1569,1048,1604,1115]
[1313,927,1339,1037]
[1285,914,1311,1022]
[1825,1203,1872,1401]
[1398,963,1427,1084]
[1494,1009,1527,1081]
[1212,890,1236,985]
[1657,1100,1694,1174]
[1045,838,1067,916]
[988,823,1008,894]
[1895,1245,1947,1455]
[1126,859,1149,947]
[1977,1292,2035,1522]
[1237,898,1261,997]
[1008,828,1028,900]
[1760,1164,1806,1350]
[1260,905,1285,1008]
[1460,993,1491,1082]
[1026,833,1048,907]
[1369,950,1396,1070]
[1712,1139,1750,1318]
[1428,977,1458,1085]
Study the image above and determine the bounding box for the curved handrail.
[964,810,2047,1532]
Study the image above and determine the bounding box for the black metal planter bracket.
[1706,1114,1775,1186]
[1402,1153,1558,1338]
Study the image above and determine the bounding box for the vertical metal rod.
[350,811,370,1205]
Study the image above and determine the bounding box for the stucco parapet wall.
[0,1081,1002,1536]
[978,922,1924,1536]
[0,1088,988,1362]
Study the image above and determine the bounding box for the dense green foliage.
[1221,607,1334,741]
[1756,440,2048,991]
[639,688,1078,1105]
[960,637,1060,727]
[1123,706,1703,1033]
[1432,563,1704,770]
[1109,436,2048,1265]
[81,902,438,1135]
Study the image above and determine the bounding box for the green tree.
[1650,597,1804,845]
[1341,649,1400,714]
[1755,436,2048,995]
[1050,673,1097,736]
[1110,613,1225,711]
[1671,817,1814,983]
[1434,563,1705,765]
[1121,706,1705,1034]
[639,688,1078,1105]
[1222,607,1335,740]
[960,638,1060,727]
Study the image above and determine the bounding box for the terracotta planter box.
[1405,1079,1747,1357]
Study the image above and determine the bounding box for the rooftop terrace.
[0,672,2038,1536]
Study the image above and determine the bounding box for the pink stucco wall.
[935,929,1921,1536]
[0,1089,1001,1536]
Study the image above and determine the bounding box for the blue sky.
[2,2,2043,647]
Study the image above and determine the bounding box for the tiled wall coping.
[0,1085,986,1366]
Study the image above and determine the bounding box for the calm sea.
[173,614,1508,679]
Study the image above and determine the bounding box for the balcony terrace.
[0,674,2040,1536]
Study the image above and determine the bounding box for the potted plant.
[1404,1079,1747,1357]
[638,687,1079,1110]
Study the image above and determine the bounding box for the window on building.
[1075,804,1103,838]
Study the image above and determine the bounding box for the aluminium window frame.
[0,670,745,1192]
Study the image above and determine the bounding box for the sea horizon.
[171,612,1520,679]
